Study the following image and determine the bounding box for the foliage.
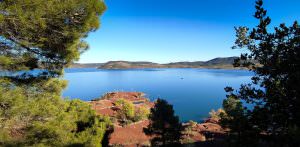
[180,137,195,144]
[115,99,135,125]
[209,108,225,121]
[220,96,255,145]
[222,0,300,146]
[0,0,106,80]
[144,99,182,146]
[133,106,150,122]
[115,99,150,126]
[0,0,107,146]
[181,120,198,144]
[0,79,111,146]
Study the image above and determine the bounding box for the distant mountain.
[97,57,241,69]
[70,63,104,68]
[164,61,205,67]
[99,61,165,69]
[205,57,237,65]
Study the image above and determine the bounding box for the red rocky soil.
[89,92,225,147]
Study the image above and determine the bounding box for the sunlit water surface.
[62,68,253,122]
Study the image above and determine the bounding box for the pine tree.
[222,0,300,146]
[144,99,182,146]
[0,0,109,146]
[0,0,106,81]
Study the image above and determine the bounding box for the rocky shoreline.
[89,92,226,146]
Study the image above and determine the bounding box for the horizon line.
[75,56,238,64]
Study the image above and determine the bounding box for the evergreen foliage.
[0,78,111,146]
[221,0,300,146]
[0,0,106,80]
[0,0,108,146]
[115,98,135,125]
[144,99,182,146]
[115,98,150,126]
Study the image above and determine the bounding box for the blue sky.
[79,0,300,63]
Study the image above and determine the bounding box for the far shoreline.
[71,57,249,70]
[67,67,248,70]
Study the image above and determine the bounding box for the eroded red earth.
[89,92,225,146]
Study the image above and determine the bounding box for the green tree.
[0,78,111,146]
[0,0,108,146]
[220,96,254,145]
[222,0,300,146]
[0,0,106,80]
[115,99,150,125]
[144,99,182,146]
[115,99,135,125]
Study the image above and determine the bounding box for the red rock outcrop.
[89,92,153,117]
[89,92,225,146]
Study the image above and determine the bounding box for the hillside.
[70,63,104,68]
[98,57,240,69]
[98,61,165,69]
[204,57,237,65]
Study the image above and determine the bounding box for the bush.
[115,99,150,125]
[209,108,225,120]
[115,99,135,125]
[133,107,150,122]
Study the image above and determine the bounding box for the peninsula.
[72,57,243,69]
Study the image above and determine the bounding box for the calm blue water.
[62,68,253,122]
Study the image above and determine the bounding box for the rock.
[88,92,226,146]
[204,118,219,124]
[109,120,151,147]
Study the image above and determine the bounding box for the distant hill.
[99,61,165,69]
[97,57,241,69]
[70,63,104,68]
[204,57,237,65]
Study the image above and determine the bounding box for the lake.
[63,68,253,122]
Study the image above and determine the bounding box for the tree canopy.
[0,0,108,146]
[144,99,182,146]
[222,0,300,146]
[0,0,106,79]
[0,78,111,146]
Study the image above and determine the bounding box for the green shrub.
[133,107,150,122]
[209,108,225,120]
[0,79,111,147]
[115,99,150,125]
